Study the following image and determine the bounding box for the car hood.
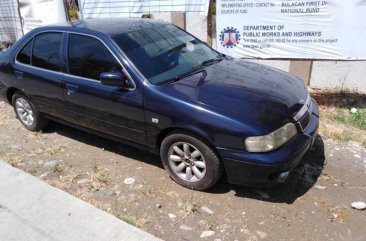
[160,58,309,132]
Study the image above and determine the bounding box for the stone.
[255,230,268,239]
[168,213,176,219]
[93,190,115,197]
[179,225,192,231]
[77,179,89,184]
[123,177,135,185]
[39,172,50,178]
[200,205,214,214]
[44,160,60,167]
[314,185,327,190]
[200,230,215,238]
[351,202,366,210]
[9,145,21,150]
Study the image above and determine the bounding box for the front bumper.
[218,99,319,187]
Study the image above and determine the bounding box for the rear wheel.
[160,132,223,190]
[12,92,48,131]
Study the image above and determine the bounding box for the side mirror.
[100,72,129,88]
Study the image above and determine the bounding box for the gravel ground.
[1,99,366,241]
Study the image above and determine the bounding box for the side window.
[68,34,121,81]
[16,39,33,65]
[32,32,62,72]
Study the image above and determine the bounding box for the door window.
[16,39,33,65]
[32,32,62,71]
[68,34,121,81]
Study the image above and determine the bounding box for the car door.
[64,33,146,144]
[13,31,67,119]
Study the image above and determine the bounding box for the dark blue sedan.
[0,18,319,190]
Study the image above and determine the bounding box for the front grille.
[298,110,311,132]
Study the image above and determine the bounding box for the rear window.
[16,32,62,72]
[32,32,62,71]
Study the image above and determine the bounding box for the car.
[0,18,319,190]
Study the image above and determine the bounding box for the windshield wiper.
[161,67,205,85]
[200,56,224,67]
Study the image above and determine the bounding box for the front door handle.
[65,84,79,96]
[14,70,24,79]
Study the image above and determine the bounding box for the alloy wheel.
[168,142,207,182]
[15,97,35,126]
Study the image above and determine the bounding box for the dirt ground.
[0,90,366,241]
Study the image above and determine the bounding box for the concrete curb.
[0,160,162,241]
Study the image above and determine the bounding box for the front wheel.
[12,92,48,131]
[160,132,223,190]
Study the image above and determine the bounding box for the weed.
[68,6,79,20]
[330,109,347,123]
[8,156,22,166]
[51,164,63,173]
[179,195,199,214]
[319,117,366,148]
[31,130,43,137]
[46,144,66,155]
[329,108,366,131]
[91,164,109,185]
[141,185,155,197]
[115,214,139,227]
[349,111,366,130]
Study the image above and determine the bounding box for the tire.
[12,92,48,131]
[160,132,223,190]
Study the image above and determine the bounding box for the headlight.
[245,123,298,152]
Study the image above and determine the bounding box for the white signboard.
[216,0,366,60]
[79,0,210,18]
[19,0,67,34]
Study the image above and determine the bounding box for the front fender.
[144,85,264,151]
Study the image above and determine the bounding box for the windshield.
[112,24,221,85]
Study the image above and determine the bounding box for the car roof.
[39,18,169,36]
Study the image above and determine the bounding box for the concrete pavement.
[0,160,161,241]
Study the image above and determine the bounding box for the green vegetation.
[179,195,199,214]
[51,164,63,173]
[115,214,139,227]
[330,108,366,130]
[68,6,79,20]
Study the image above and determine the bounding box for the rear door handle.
[14,70,23,79]
[65,84,79,96]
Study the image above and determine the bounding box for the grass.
[322,108,366,147]
[311,88,366,147]
[330,108,366,130]
[319,112,366,147]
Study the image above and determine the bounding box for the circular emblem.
[220,27,240,48]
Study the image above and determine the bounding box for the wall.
[311,61,366,91]
[250,60,366,92]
